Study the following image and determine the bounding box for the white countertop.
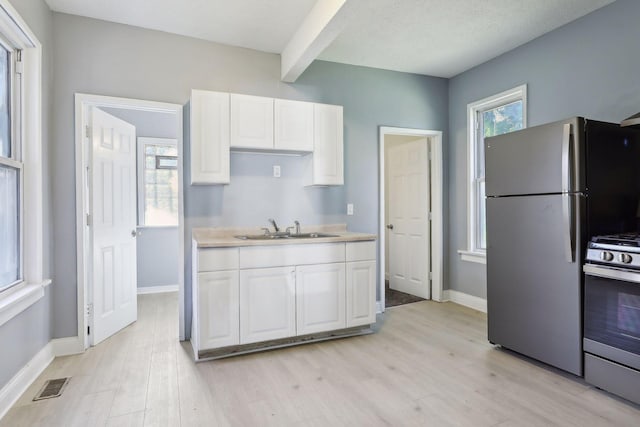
[192,224,377,248]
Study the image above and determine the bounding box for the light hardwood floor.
[2,292,640,426]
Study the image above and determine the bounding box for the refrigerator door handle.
[562,193,574,263]
[561,123,572,193]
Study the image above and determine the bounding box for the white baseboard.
[443,290,487,313]
[137,284,179,295]
[0,335,85,420]
[0,341,54,420]
[50,336,84,357]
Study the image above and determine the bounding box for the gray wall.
[448,0,640,298]
[101,107,180,289]
[51,13,448,339]
[0,0,53,390]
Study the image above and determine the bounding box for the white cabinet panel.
[274,99,314,152]
[239,243,345,269]
[240,267,296,344]
[190,90,230,184]
[197,270,239,350]
[346,261,376,327]
[309,104,343,186]
[230,94,274,150]
[197,247,239,272]
[346,241,377,262]
[296,263,346,335]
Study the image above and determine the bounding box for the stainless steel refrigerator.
[485,117,640,376]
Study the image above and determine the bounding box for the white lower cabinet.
[346,261,376,327]
[296,263,346,335]
[193,240,376,357]
[240,266,296,344]
[197,270,240,350]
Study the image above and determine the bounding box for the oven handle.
[584,264,640,283]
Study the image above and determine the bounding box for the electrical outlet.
[347,203,354,215]
[273,165,281,178]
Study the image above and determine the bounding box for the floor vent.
[33,378,70,401]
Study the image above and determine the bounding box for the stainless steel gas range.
[584,233,640,404]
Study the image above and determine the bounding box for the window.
[0,0,48,328]
[137,137,178,226]
[460,85,527,263]
[0,37,21,292]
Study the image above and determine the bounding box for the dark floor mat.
[385,280,426,308]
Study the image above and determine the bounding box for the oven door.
[584,264,640,370]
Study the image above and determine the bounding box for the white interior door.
[387,138,431,299]
[90,107,137,345]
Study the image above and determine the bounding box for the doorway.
[379,127,443,311]
[75,94,185,350]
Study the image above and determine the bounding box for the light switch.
[273,165,281,178]
[347,203,354,215]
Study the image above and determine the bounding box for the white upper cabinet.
[309,103,344,186]
[230,94,274,150]
[189,89,344,186]
[274,99,314,152]
[190,90,230,185]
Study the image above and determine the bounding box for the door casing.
[378,127,444,312]
[75,93,184,350]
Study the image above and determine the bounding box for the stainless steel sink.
[288,233,338,239]
[234,232,338,240]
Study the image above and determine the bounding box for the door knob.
[131,230,138,238]
[386,224,394,230]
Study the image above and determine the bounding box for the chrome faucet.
[294,220,300,235]
[268,218,280,233]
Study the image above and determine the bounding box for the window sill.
[0,280,52,328]
[458,250,486,265]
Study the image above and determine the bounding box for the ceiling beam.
[281,0,355,83]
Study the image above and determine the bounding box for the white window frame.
[137,137,178,228]
[0,0,49,327]
[0,34,22,293]
[459,84,527,264]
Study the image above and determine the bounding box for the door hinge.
[428,212,433,221]
[86,303,93,336]
[15,50,23,74]
[429,272,433,281]
[85,125,92,139]
[86,213,91,226]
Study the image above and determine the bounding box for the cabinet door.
[230,94,274,149]
[190,90,230,184]
[274,99,314,152]
[346,261,376,327]
[296,263,346,335]
[198,270,239,350]
[240,267,296,344]
[311,104,343,185]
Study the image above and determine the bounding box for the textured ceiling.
[45,0,616,78]
[319,0,616,77]
[44,0,317,53]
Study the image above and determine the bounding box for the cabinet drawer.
[346,241,376,262]
[239,243,345,269]
[198,248,239,272]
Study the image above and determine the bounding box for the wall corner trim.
[443,290,487,313]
